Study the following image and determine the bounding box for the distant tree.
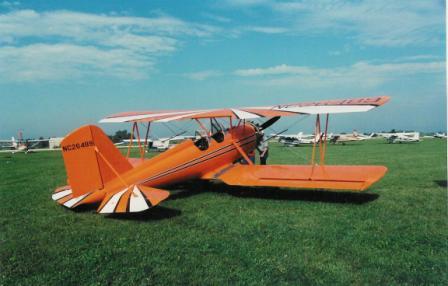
[110,130,131,143]
[390,129,396,133]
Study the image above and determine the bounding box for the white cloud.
[328,50,342,56]
[224,0,271,6]
[184,57,445,86]
[0,1,20,8]
[224,0,444,47]
[235,64,314,76]
[0,44,151,81]
[0,10,218,82]
[388,54,443,62]
[244,26,288,34]
[183,70,222,81]
[234,60,445,88]
[202,12,231,23]
[0,10,216,39]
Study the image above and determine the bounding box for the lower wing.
[215,164,387,192]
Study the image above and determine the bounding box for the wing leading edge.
[100,96,390,123]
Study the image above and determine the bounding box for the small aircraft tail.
[53,125,171,212]
[59,125,133,199]
[11,137,17,148]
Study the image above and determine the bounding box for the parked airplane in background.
[276,132,320,146]
[434,132,447,139]
[0,137,18,150]
[0,137,27,153]
[151,133,196,151]
[381,132,420,143]
[0,133,57,153]
[330,131,374,144]
[115,132,195,151]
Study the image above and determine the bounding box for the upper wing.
[99,96,390,123]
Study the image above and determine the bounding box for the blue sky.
[0,0,445,138]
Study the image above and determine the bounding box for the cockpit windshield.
[210,118,225,143]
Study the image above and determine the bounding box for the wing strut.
[321,114,330,164]
[310,114,330,167]
[231,140,254,166]
[310,115,320,165]
[126,123,133,158]
[143,122,151,151]
[134,122,144,159]
[126,122,146,160]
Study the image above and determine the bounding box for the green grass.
[1,139,446,285]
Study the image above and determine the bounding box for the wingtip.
[376,95,391,106]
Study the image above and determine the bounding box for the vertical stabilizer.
[60,125,132,197]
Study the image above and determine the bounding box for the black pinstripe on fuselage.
[137,133,256,186]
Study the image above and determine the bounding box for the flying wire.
[263,115,312,163]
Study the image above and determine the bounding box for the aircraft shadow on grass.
[108,206,182,221]
[167,180,379,205]
[434,180,447,188]
[70,202,182,221]
[62,180,379,220]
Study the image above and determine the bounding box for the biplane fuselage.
[81,124,257,205]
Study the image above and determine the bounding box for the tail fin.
[60,125,132,198]
[11,137,17,148]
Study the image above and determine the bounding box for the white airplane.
[434,132,447,139]
[0,136,54,153]
[115,132,195,151]
[329,131,374,144]
[0,137,18,150]
[380,132,420,143]
[151,135,194,151]
[275,132,320,146]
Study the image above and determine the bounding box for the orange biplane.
[52,96,389,214]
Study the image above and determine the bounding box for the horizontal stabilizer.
[218,164,387,192]
[52,185,92,208]
[97,185,170,214]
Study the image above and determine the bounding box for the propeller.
[255,116,281,143]
[260,116,280,130]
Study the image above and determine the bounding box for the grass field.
[1,139,447,285]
